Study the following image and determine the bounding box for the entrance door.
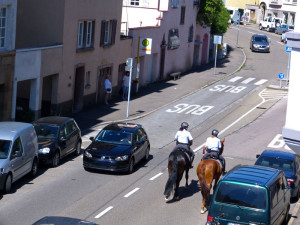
[73,67,85,112]
[97,67,112,104]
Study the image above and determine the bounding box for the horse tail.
[164,153,178,197]
[199,163,210,200]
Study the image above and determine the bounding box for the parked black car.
[250,34,270,53]
[83,123,150,173]
[255,149,300,200]
[33,116,82,167]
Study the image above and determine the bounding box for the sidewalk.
[74,42,246,133]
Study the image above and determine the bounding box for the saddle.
[205,154,223,169]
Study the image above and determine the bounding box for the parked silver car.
[275,24,294,35]
[0,122,39,193]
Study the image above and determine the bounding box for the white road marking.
[228,76,243,82]
[149,172,163,181]
[254,79,268,85]
[241,78,255,84]
[95,206,114,219]
[124,188,140,198]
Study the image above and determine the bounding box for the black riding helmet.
[181,122,189,130]
[212,129,219,137]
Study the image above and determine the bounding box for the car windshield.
[95,130,133,146]
[254,36,268,42]
[215,182,267,210]
[256,155,294,172]
[34,124,59,139]
[289,26,294,30]
[0,140,11,159]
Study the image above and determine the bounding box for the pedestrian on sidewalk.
[104,75,112,105]
[122,71,130,100]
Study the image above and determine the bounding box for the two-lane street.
[0,24,294,225]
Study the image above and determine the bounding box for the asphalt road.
[0,24,293,225]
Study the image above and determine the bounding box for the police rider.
[202,129,226,175]
[174,122,195,168]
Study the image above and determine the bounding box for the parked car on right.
[206,165,290,225]
[275,24,294,35]
[255,149,300,200]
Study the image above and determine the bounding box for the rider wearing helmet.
[202,129,226,175]
[174,122,195,168]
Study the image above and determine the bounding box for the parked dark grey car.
[275,24,294,35]
[33,116,82,167]
[250,34,270,53]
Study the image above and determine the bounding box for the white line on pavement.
[95,206,114,219]
[149,172,163,181]
[124,188,140,198]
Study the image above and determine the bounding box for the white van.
[0,122,39,193]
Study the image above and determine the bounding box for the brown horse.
[196,138,225,213]
[164,146,190,201]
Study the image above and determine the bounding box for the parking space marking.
[95,206,114,219]
[228,76,243,82]
[149,172,163,181]
[124,188,140,198]
[254,79,268,85]
[241,78,256,84]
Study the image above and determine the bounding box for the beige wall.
[226,0,259,9]
[16,0,64,49]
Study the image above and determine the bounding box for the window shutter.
[111,20,117,45]
[92,21,95,46]
[100,20,106,47]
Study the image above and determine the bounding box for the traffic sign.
[278,73,284,79]
[286,46,292,53]
[140,38,152,55]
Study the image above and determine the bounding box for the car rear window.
[215,182,267,209]
[256,156,294,172]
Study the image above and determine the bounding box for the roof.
[260,150,296,160]
[33,116,73,126]
[0,122,33,140]
[103,123,141,132]
[223,165,280,187]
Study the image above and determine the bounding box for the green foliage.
[197,0,231,35]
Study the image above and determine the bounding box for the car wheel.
[127,158,134,174]
[143,147,150,161]
[30,159,38,177]
[52,151,60,167]
[259,24,262,30]
[75,141,81,156]
[4,174,12,193]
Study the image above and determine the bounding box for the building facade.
[12,0,132,120]
[122,0,210,87]
[0,0,17,121]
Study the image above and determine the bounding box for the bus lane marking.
[124,188,140,198]
[149,172,163,181]
[95,206,114,219]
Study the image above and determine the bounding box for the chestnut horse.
[196,138,225,213]
[164,146,190,201]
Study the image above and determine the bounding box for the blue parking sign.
[278,73,284,79]
[286,46,292,53]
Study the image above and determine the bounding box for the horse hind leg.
[185,168,189,188]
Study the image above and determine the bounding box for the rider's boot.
[190,155,194,169]
[222,160,227,175]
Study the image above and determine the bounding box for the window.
[130,0,139,6]
[180,7,185,24]
[77,20,95,49]
[171,0,179,8]
[10,137,23,160]
[168,28,180,50]
[0,7,7,48]
[100,20,117,47]
[85,71,91,87]
[188,25,194,42]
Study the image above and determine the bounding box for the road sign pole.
[214,44,217,75]
[287,52,291,86]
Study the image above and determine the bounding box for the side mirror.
[89,137,94,141]
[256,154,261,159]
[290,182,295,189]
[60,136,67,142]
[13,150,22,158]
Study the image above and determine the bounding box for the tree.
[197,0,230,35]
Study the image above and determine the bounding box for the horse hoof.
[174,196,179,201]
[201,209,205,214]
[165,196,169,201]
